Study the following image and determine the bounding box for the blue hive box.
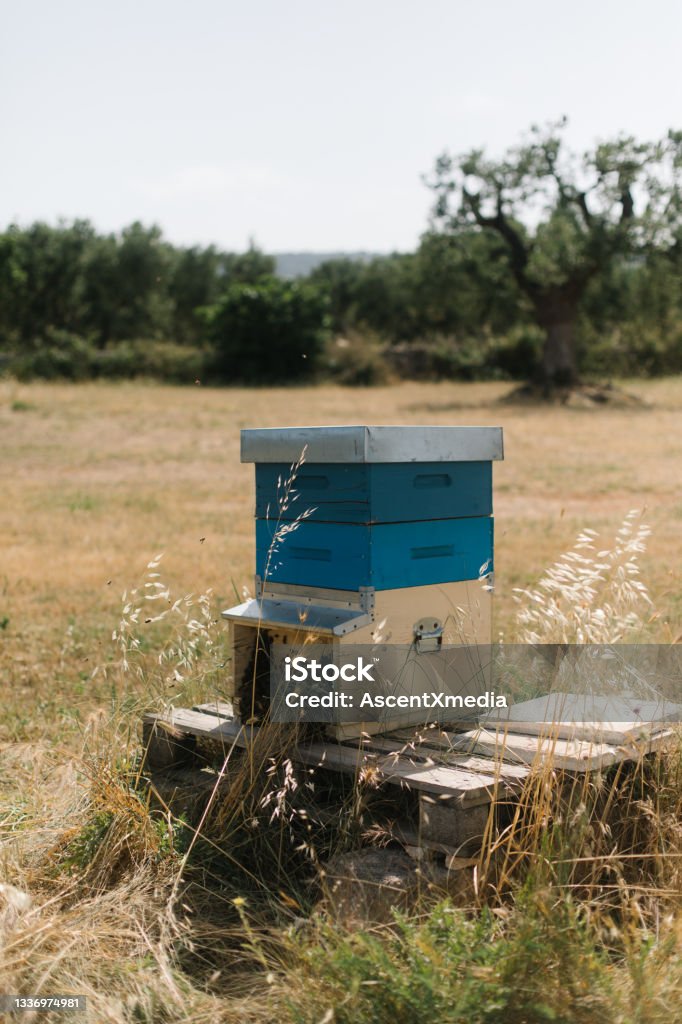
[256,515,493,590]
[242,425,502,593]
[254,461,492,523]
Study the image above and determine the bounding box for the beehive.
[222,425,503,738]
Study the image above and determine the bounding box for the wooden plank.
[194,701,234,719]
[300,742,503,806]
[361,733,530,784]
[420,795,491,852]
[391,726,488,752]
[330,719,479,744]
[144,709,257,749]
[391,722,678,771]
[443,725,677,771]
[144,709,508,806]
[152,706,675,776]
[481,693,682,744]
[192,700,509,802]
[387,727,527,776]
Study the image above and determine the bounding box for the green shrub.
[286,894,617,1024]
[385,327,542,382]
[8,336,210,383]
[11,329,96,381]
[95,340,209,383]
[386,337,485,380]
[323,332,392,385]
[202,276,330,384]
[581,320,682,377]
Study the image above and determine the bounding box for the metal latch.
[413,618,443,653]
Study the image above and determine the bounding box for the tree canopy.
[427,119,682,387]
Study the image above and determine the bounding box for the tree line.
[1,122,680,389]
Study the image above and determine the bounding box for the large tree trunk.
[541,319,577,385]
[534,289,580,390]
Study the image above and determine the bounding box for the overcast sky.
[2,0,680,253]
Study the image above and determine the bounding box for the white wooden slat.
[146,709,256,745]
[445,725,676,771]
[377,730,531,782]
[145,707,676,789]
[391,722,677,771]
[300,746,506,806]
[194,701,235,719]
[481,693,682,745]
[351,734,529,792]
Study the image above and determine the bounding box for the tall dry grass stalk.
[513,509,654,644]
[471,509,682,928]
[110,552,221,700]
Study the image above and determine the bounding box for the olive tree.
[427,120,681,389]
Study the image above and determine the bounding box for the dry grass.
[2,376,682,1021]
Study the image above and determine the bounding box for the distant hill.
[273,251,382,279]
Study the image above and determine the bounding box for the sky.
[2,0,681,253]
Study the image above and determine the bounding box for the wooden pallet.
[141,702,676,861]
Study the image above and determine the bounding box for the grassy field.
[1,377,682,1022]
[2,377,681,736]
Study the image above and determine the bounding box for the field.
[2,377,682,1022]
[3,377,681,731]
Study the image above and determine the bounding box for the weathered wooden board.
[303,745,503,807]
[480,692,682,744]
[190,704,675,774]
[142,700,678,868]
[419,794,491,852]
[442,725,676,771]
[146,708,257,746]
[359,733,530,785]
[199,703,526,803]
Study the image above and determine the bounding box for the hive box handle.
[410,544,455,560]
[289,546,333,562]
[413,473,452,489]
[295,475,330,490]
